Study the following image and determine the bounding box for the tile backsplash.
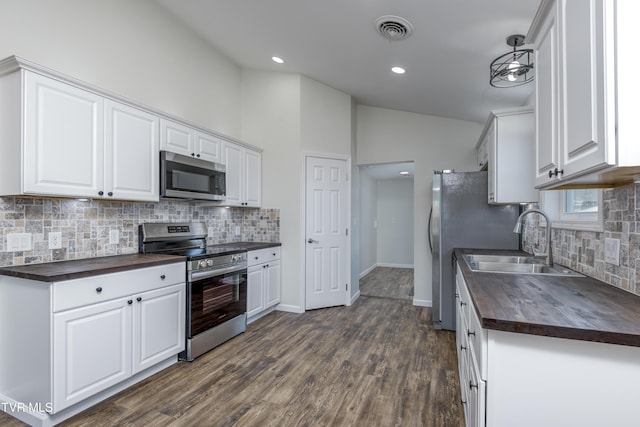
[0,196,279,267]
[523,182,640,295]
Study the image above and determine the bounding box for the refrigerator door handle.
[428,207,433,253]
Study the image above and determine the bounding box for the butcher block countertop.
[0,253,186,282]
[454,248,640,347]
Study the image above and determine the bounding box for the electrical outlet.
[235,226,241,236]
[109,230,119,245]
[49,232,62,249]
[604,238,620,266]
[7,233,32,251]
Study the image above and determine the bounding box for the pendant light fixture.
[489,34,534,88]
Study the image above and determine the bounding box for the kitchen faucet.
[513,208,553,266]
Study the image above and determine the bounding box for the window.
[541,189,603,231]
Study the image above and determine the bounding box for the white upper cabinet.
[0,66,159,201]
[105,100,159,202]
[23,72,104,198]
[223,141,261,207]
[478,107,537,204]
[528,0,640,189]
[160,118,222,164]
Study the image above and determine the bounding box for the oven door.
[188,267,247,338]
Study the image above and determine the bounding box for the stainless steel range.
[139,222,247,361]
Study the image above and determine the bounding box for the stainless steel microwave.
[160,151,226,201]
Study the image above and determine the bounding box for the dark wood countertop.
[0,254,186,282]
[454,248,640,347]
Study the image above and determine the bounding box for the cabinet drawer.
[53,263,185,312]
[248,247,281,267]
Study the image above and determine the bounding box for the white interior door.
[305,156,348,310]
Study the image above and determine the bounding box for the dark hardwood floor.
[1,270,463,427]
[360,267,414,300]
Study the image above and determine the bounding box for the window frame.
[540,189,604,232]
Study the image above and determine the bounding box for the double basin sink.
[463,254,583,277]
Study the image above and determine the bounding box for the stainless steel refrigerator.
[429,171,520,330]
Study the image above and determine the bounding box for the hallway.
[360,267,414,301]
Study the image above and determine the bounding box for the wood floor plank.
[0,268,463,427]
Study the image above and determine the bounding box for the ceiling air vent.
[375,15,414,41]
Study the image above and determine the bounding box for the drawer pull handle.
[96,287,103,293]
[468,330,476,337]
[461,399,467,405]
[137,297,142,302]
[160,274,166,280]
[460,345,466,351]
[460,301,467,307]
[470,381,478,390]
[127,300,133,305]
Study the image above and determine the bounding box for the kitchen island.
[453,248,640,427]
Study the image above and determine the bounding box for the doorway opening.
[358,162,414,300]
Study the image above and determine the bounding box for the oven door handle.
[190,264,247,281]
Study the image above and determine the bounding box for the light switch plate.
[109,230,119,245]
[604,238,620,266]
[7,233,32,251]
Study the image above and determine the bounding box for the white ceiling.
[155,0,540,124]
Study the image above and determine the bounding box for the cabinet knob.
[191,153,196,157]
[136,297,142,302]
[273,253,276,256]
[160,274,166,280]
[196,154,200,158]
[96,287,103,293]
[98,191,104,196]
[255,256,259,260]
[127,300,133,305]
[107,192,113,197]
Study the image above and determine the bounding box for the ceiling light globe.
[391,66,406,74]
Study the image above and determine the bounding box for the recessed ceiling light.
[272,56,284,64]
[400,171,410,176]
[391,66,406,74]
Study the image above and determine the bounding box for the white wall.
[241,72,353,312]
[0,0,242,137]
[359,171,377,276]
[376,179,414,267]
[357,105,482,306]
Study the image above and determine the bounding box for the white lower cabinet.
[0,261,185,426]
[246,247,281,323]
[456,261,640,427]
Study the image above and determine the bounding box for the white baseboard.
[377,263,414,269]
[359,264,376,279]
[350,290,360,305]
[275,304,305,314]
[413,298,432,307]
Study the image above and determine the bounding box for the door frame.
[300,151,353,310]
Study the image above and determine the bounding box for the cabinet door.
[485,122,497,204]
[196,132,222,163]
[53,298,132,412]
[104,100,159,202]
[247,265,265,318]
[265,260,281,307]
[24,72,104,198]
[132,283,185,374]
[558,0,610,178]
[223,142,243,206]
[160,119,193,156]
[533,2,561,188]
[244,149,262,207]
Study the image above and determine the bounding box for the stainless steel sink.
[464,254,545,264]
[463,255,584,277]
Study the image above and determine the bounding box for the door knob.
[307,238,319,244]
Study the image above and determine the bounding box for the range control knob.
[198,260,207,269]
[206,259,214,267]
